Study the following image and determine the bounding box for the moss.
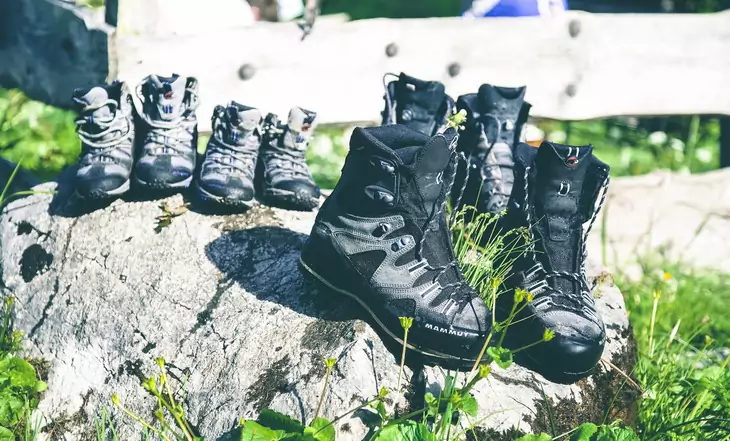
[246,355,293,412]
[524,335,640,435]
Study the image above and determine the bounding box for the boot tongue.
[147,74,186,121]
[534,142,593,286]
[282,106,318,152]
[226,102,261,145]
[477,84,526,143]
[73,85,118,121]
[393,128,456,205]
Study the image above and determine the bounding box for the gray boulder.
[1,174,638,440]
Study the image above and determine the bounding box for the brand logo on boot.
[424,322,474,337]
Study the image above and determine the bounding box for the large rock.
[588,168,730,274]
[1,174,637,440]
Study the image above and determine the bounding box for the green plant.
[0,89,79,181]
[0,348,48,431]
[112,357,201,441]
[616,262,730,441]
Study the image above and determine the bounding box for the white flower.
[695,148,712,164]
[669,137,685,152]
[648,131,667,146]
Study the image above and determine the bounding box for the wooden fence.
[1,0,729,164]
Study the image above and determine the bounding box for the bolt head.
[385,43,398,57]
[447,62,461,78]
[238,64,256,81]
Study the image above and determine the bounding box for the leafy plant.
[112,357,201,441]
[0,355,48,429]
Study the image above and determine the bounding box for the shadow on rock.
[205,226,432,373]
[50,166,198,217]
[205,226,358,322]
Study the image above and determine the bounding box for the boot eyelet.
[373,223,391,237]
[558,182,571,196]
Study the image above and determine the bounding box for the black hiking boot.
[381,72,455,136]
[196,102,262,207]
[452,84,531,215]
[257,106,321,211]
[133,74,199,190]
[72,81,135,200]
[498,141,610,384]
[300,125,490,365]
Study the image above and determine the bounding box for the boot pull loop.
[565,146,579,167]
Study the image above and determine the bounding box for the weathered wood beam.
[112,10,730,130]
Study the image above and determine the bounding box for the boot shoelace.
[206,106,259,177]
[382,72,402,125]
[262,123,313,181]
[415,149,478,314]
[135,81,200,158]
[471,113,513,207]
[74,98,132,164]
[520,162,610,313]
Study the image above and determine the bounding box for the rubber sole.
[517,351,597,385]
[74,179,130,201]
[132,174,193,190]
[299,256,478,366]
[195,182,255,208]
[263,188,319,211]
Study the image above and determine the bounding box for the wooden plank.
[113,10,730,130]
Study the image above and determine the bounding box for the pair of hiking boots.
[299,73,610,384]
[72,74,320,211]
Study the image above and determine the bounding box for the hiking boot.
[498,141,610,384]
[257,106,320,211]
[133,74,199,190]
[452,84,531,215]
[196,102,262,207]
[300,125,490,365]
[72,81,135,200]
[381,72,455,136]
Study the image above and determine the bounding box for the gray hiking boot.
[196,102,262,207]
[453,85,531,215]
[72,81,135,200]
[133,74,199,190]
[258,106,321,211]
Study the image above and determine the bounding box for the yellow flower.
[399,317,414,331]
[543,329,556,342]
[663,272,672,281]
[323,357,337,368]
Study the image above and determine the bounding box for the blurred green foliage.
[0,88,724,189]
[0,89,79,181]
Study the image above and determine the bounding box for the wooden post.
[721,117,730,169]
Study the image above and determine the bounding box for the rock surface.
[1,173,637,440]
[588,168,730,274]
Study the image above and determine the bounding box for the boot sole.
[74,179,130,201]
[195,182,255,208]
[299,256,477,367]
[262,188,319,211]
[132,174,193,190]
[517,351,597,385]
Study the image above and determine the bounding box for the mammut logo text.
[424,323,474,337]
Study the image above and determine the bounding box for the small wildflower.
[324,357,337,369]
[378,387,390,398]
[543,329,556,342]
[142,377,158,393]
[447,109,468,130]
[449,391,462,404]
[111,394,120,406]
[4,297,14,308]
[662,272,672,281]
[239,418,246,427]
[525,291,535,302]
[478,364,492,379]
[514,288,528,304]
[399,317,414,331]
[155,357,166,369]
[653,290,661,301]
[153,409,165,422]
[705,335,713,347]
